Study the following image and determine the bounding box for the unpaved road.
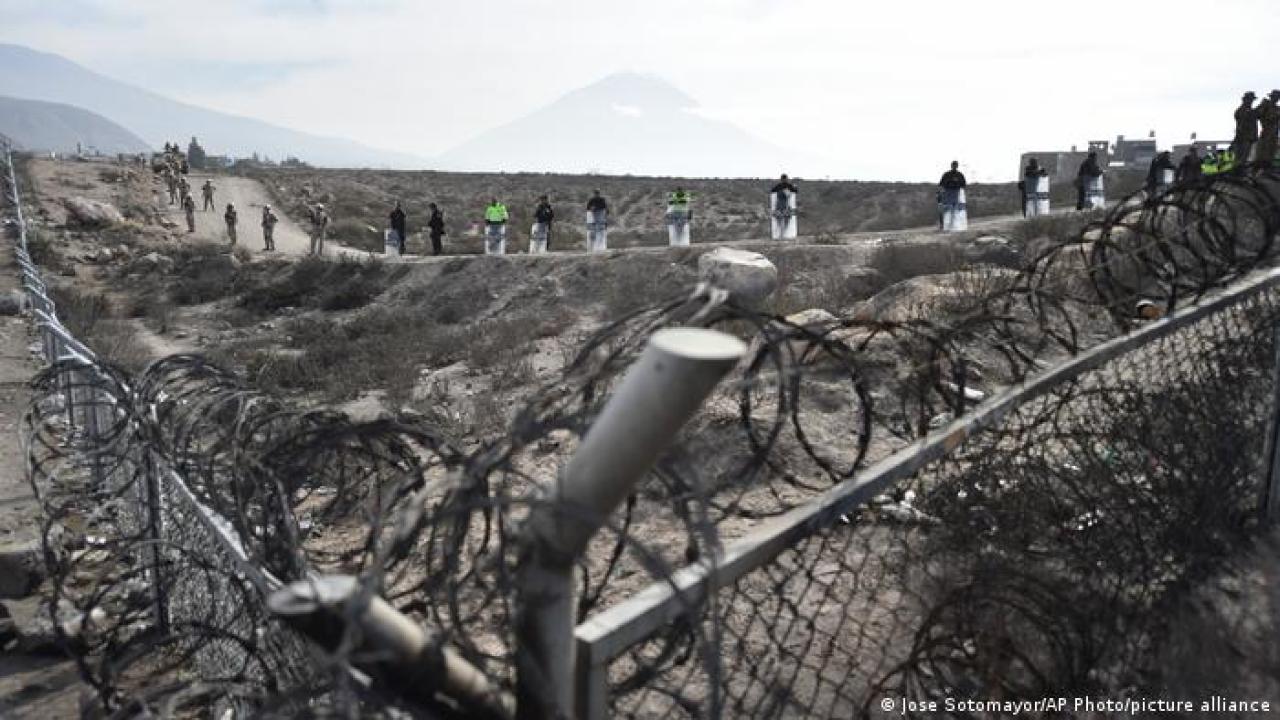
[159,173,318,255]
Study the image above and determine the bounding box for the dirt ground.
[0,213,84,719]
[157,172,314,254]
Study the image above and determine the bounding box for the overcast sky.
[2,0,1276,181]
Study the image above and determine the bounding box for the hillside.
[0,44,423,168]
[0,95,151,154]
[436,73,800,177]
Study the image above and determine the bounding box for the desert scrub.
[237,255,404,314]
[867,241,966,285]
[48,286,152,371]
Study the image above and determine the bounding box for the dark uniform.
[427,205,445,256]
[1176,149,1203,183]
[937,164,966,228]
[1233,93,1259,162]
[534,199,554,249]
[390,203,407,254]
[1145,152,1176,194]
[1076,153,1103,210]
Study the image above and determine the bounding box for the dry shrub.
[48,286,151,371]
[867,241,966,284]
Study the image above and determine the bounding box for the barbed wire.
[16,162,1280,717]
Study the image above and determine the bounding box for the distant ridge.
[0,95,150,154]
[0,43,426,168]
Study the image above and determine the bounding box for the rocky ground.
[0,195,85,719]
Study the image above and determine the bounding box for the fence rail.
[6,140,1280,719]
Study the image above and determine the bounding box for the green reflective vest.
[668,191,691,207]
[1201,157,1220,175]
[484,203,508,222]
[1218,149,1236,172]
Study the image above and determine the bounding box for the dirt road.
[159,173,322,256]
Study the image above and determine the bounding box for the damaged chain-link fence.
[8,135,1280,719]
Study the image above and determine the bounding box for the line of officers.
[383,187,698,256]
[383,176,801,256]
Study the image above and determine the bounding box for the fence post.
[514,328,746,720]
[143,450,170,633]
[1263,321,1280,523]
[268,575,516,720]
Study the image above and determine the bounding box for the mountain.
[436,73,801,178]
[0,44,423,168]
[0,95,150,154]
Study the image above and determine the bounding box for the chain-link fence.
[6,136,1280,719]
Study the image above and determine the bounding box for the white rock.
[63,196,125,226]
[942,381,987,403]
[697,247,778,303]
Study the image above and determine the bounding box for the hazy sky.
[2,0,1276,180]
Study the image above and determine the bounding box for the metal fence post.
[269,575,516,720]
[143,450,170,633]
[1262,321,1280,523]
[515,328,746,720]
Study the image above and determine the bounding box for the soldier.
[202,180,216,211]
[261,205,278,251]
[224,203,238,245]
[1233,91,1259,162]
[182,194,196,233]
[309,203,330,255]
[1258,90,1280,167]
[164,167,178,205]
[178,175,191,205]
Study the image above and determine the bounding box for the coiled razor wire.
[15,162,1280,717]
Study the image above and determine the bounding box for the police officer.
[938,161,966,228]
[1075,150,1103,210]
[770,173,798,196]
[1020,158,1047,218]
[390,201,407,255]
[1145,151,1175,194]
[483,198,509,255]
[1233,92,1259,163]
[586,190,608,216]
[1177,146,1203,182]
[534,195,555,250]
[668,187,692,218]
[427,203,445,256]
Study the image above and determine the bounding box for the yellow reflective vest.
[484,203,509,223]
